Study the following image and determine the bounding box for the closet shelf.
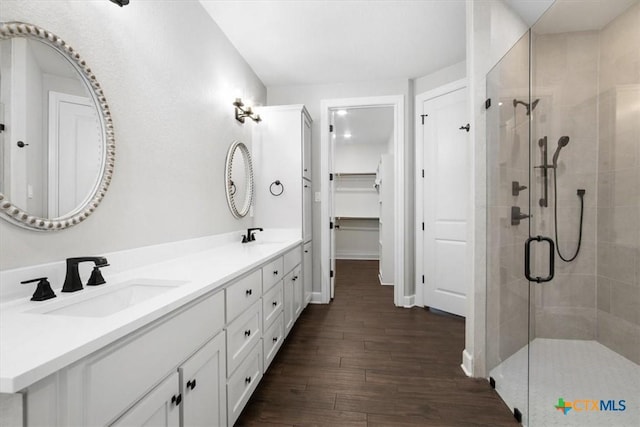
[335,187,377,193]
[334,172,376,176]
[335,215,379,220]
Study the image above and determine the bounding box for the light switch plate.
[314,192,321,202]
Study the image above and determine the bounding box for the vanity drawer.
[262,280,283,330]
[283,246,302,275]
[262,256,284,292]
[83,291,224,426]
[263,312,284,371]
[226,269,261,323]
[227,342,262,427]
[226,300,262,376]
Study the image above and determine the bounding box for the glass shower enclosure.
[486,1,639,426]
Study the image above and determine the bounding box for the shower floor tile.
[490,338,639,426]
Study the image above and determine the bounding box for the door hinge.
[422,275,424,284]
[422,222,424,231]
[329,173,333,181]
[330,221,334,229]
[420,114,428,125]
[329,124,334,132]
[485,98,491,109]
[0,123,5,133]
[330,270,334,278]
[422,169,424,178]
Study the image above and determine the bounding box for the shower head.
[552,136,570,167]
[512,98,540,115]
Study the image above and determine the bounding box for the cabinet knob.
[292,276,298,281]
[272,301,278,307]
[304,250,309,253]
[244,329,251,337]
[245,376,252,385]
[245,289,252,296]
[273,270,278,275]
[187,379,197,390]
[272,337,278,343]
[171,394,182,406]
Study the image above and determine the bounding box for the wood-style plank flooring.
[236,260,517,426]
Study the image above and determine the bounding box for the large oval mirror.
[0,22,114,231]
[224,141,253,218]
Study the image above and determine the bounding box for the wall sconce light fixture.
[233,98,261,124]
[109,0,130,6]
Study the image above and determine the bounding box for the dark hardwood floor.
[236,260,517,426]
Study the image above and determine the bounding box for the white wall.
[414,60,466,95]
[0,0,266,270]
[267,79,414,298]
[464,0,528,377]
[334,143,386,173]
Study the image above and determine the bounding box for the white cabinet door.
[292,265,303,320]
[180,332,226,427]
[302,112,312,180]
[303,241,312,307]
[283,270,295,336]
[303,180,312,243]
[111,372,180,427]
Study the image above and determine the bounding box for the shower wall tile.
[541,275,595,308]
[596,0,640,359]
[535,306,596,340]
[597,310,640,364]
[609,280,640,326]
[597,242,638,285]
[597,276,611,313]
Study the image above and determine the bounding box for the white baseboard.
[309,292,325,304]
[461,349,473,377]
[378,273,393,286]
[403,294,416,307]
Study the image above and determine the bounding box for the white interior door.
[48,91,101,218]
[421,86,468,316]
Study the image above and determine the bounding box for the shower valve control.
[511,206,531,226]
[512,181,527,196]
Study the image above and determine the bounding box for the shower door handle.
[524,236,555,283]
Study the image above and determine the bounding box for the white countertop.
[0,233,301,393]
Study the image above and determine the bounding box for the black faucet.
[62,257,109,293]
[242,228,263,243]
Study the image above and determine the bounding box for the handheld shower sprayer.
[552,136,570,168]
[550,135,584,262]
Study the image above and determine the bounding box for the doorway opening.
[320,95,405,306]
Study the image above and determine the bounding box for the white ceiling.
[199,0,466,87]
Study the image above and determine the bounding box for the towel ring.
[269,180,284,196]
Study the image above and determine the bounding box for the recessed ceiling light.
[344,132,352,139]
[498,102,503,106]
[336,110,348,116]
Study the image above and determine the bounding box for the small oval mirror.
[225,141,253,218]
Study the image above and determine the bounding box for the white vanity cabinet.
[179,332,227,427]
[111,372,180,427]
[14,243,305,427]
[114,331,226,427]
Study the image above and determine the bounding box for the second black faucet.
[242,228,263,243]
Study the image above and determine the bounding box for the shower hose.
[553,169,584,262]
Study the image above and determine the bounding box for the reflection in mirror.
[224,141,253,218]
[0,22,114,230]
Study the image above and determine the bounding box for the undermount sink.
[29,279,187,318]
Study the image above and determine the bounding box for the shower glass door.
[487,1,640,426]
[485,29,532,425]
